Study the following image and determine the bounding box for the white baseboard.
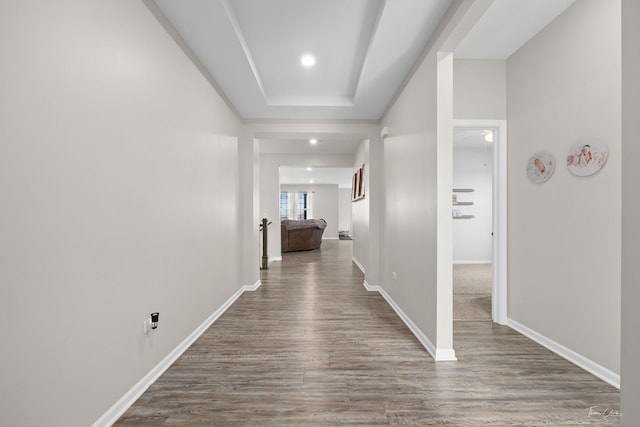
[92,281,261,427]
[269,256,282,264]
[322,237,339,240]
[244,280,262,292]
[362,279,378,292]
[352,256,365,273]
[452,260,492,265]
[362,281,456,362]
[507,318,620,389]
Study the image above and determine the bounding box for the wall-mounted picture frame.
[566,138,609,177]
[352,164,365,201]
[526,150,555,184]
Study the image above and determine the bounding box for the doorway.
[453,120,507,325]
[452,128,493,321]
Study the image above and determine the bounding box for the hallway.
[116,240,620,426]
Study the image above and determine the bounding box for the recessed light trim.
[309,138,318,145]
[300,54,316,67]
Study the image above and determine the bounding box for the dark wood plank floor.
[116,240,620,426]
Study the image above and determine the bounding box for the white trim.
[269,256,282,264]
[92,284,258,427]
[362,281,457,362]
[244,280,262,292]
[362,280,378,292]
[453,119,508,325]
[322,237,339,240]
[452,260,492,265]
[507,318,620,389]
[434,348,457,361]
[352,256,365,273]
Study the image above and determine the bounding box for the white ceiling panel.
[227,0,383,105]
[152,0,575,121]
[153,0,453,120]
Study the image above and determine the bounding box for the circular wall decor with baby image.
[526,150,555,184]
[566,138,609,177]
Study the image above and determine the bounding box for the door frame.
[453,119,508,325]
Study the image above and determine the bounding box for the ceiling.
[455,0,576,59]
[151,0,575,186]
[261,136,360,189]
[153,0,452,121]
[259,136,362,155]
[272,129,492,190]
[152,0,575,122]
[280,167,353,189]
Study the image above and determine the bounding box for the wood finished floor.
[116,240,620,426]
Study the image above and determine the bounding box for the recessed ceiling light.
[306,167,312,171]
[309,138,318,145]
[309,179,314,184]
[301,54,316,67]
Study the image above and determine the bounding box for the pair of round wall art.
[526,138,609,184]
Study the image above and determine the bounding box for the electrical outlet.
[143,317,152,333]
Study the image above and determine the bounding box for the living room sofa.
[281,219,327,252]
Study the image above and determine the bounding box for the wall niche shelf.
[453,215,475,219]
[452,188,474,219]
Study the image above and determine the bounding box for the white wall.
[621,0,640,421]
[280,184,340,239]
[382,49,440,349]
[339,188,353,234]
[0,1,242,426]
[452,146,493,263]
[453,59,507,120]
[507,0,621,377]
